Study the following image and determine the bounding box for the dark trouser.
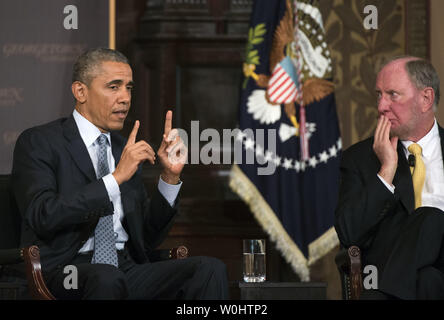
[44,249,229,300]
[365,207,444,299]
[359,289,396,300]
[360,266,444,300]
[416,266,444,299]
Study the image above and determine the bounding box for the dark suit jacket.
[335,124,444,299]
[11,115,178,274]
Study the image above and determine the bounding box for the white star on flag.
[283,158,293,170]
[245,138,255,150]
[255,144,264,157]
[309,156,318,168]
[264,151,273,162]
[236,130,246,142]
[294,161,301,172]
[329,145,337,157]
[319,151,329,163]
[273,155,281,166]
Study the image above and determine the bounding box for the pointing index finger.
[164,110,172,136]
[128,120,139,145]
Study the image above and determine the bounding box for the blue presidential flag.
[229,0,341,281]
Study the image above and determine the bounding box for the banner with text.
[0,0,111,173]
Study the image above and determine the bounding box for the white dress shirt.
[378,119,444,211]
[73,110,182,252]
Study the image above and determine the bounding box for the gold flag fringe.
[229,164,339,281]
[308,227,338,266]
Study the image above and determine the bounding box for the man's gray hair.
[405,59,440,109]
[72,47,129,86]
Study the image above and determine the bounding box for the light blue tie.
[91,134,118,267]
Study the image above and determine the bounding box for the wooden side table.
[231,281,327,300]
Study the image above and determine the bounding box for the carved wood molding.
[139,0,253,39]
[405,0,430,59]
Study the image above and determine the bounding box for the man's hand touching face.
[373,114,399,185]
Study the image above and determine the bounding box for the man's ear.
[421,87,435,112]
[71,81,87,104]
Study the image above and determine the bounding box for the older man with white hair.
[335,56,444,300]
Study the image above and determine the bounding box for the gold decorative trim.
[229,164,310,281]
[109,0,116,49]
[308,226,338,266]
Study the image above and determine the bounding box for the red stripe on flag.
[274,80,294,102]
[270,65,284,79]
[269,77,291,98]
[280,85,297,103]
[268,67,286,88]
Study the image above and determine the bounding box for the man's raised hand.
[112,120,156,185]
[157,110,187,185]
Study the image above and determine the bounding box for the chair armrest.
[22,246,55,300]
[148,245,189,262]
[348,246,362,300]
[335,245,362,300]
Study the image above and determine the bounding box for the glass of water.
[242,239,266,282]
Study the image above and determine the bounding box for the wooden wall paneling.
[125,0,312,292]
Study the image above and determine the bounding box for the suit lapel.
[111,131,124,169]
[62,115,97,181]
[393,141,415,214]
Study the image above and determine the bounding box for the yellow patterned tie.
[407,143,425,209]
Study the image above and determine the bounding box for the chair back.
[0,175,21,249]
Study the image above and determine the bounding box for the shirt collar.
[73,109,111,148]
[401,118,439,158]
